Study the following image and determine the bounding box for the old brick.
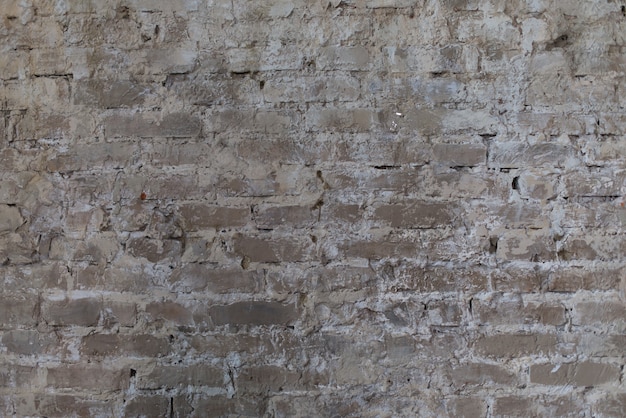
[474,294,566,326]
[0,365,36,388]
[306,108,378,132]
[447,363,517,388]
[432,143,486,167]
[137,364,222,389]
[0,293,38,328]
[12,394,116,417]
[318,46,370,70]
[530,362,620,386]
[548,265,624,292]
[43,296,102,327]
[473,334,558,358]
[81,333,169,357]
[489,142,575,168]
[238,365,326,394]
[47,365,128,391]
[209,301,298,326]
[104,112,202,138]
[126,237,182,262]
[592,393,626,417]
[169,265,261,293]
[179,203,249,231]
[2,330,57,355]
[124,396,170,417]
[373,201,455,228]
[445,397,487,418]
[74,80,154,108]
[496,229,556,262]
[493,396,535,417]
[232,234,314,263]
[0,204,23,233]
[572,297,626,330]
[255,205,317,229]
[146,301,193,326]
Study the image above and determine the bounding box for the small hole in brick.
[512,176,520,190]
[130,368,136,378]
[259,80,265,90]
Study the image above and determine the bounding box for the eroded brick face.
[1,1,625,416]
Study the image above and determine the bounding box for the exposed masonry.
[1,0,625,417]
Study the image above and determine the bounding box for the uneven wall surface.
[1,0,626,416]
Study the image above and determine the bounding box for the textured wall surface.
[1,0,626,416]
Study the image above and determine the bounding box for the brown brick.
[137,364,223,390]
[12,394,116,417]
[474,294,566,326]
[445,397,487,418]
[373,201,456,228]
[530,362,620,386]
[169,265,262,293]
[104,112,202,138]
[493,396,535,417]
[0,293,38,328]
[318,46,370,70]
[1,330,58,355]
[433,143,486,167]
[232,234,314,263]
[473,334,558,358]
[572,298,626,329]
[0,204,23,233]
[145,301,193,326]
[43,296,102,327]
[46,364,128,391]
[447,363,517,388]
[592,393,626,417]
[179,203,249,231]
[495,229,556,262]
[548,265,624,292]
[46,143,136,172]
[238,365,321,394]
[124,395,170,417]
[0,364,37,388]
[73,79,154,108]
[489,142,574,168]
[126,237,182,262]
[255,205,317,229]
[81,333,170,357]
[393,263,488,293]
[209,301,299,326]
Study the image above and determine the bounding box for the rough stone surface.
[1,1,625,417]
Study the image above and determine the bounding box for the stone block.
[104,112,202,138]
[46,365,128,391]
[137,364,223,390]
[432,143,487,167]
[81,333,170,357]
[232,234,314,263]
[0,293,38,328]
[473,334,558,358]
[169,265,262,293]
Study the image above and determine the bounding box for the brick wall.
[1,0,625,416]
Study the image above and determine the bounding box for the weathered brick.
[0,293,38,328]
[571,297,626,330]
[81,333,169,357]
[473,334,558,358]
[169,265,262,293]
[137,364,223,390]
[530,362,620,386]
[432,143,486,167]
[305,108,378,132]
[209,301,299,326]
[126,237,182,262]
[0,364,37,388]
[145,301,193,326]
[548,265,623,292]
[104,112,202,138]
[46,364,128,391]
[124,395,171,418]
[493,396,535,417]
[489,142,575,168]
[179,203,249,231]
[592,393,626,418]
[318,46,370,71]
[1,330,58,355]
[74,80,154,108]
[474,294,566,326]
[447,363,518,388]
[373,201,456,228]
[12,394,116,417]
[495,229,556,262]
[255,205,318,229]
[445,397,486,418]
[232,234,314,263]
[0,204,23,233]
